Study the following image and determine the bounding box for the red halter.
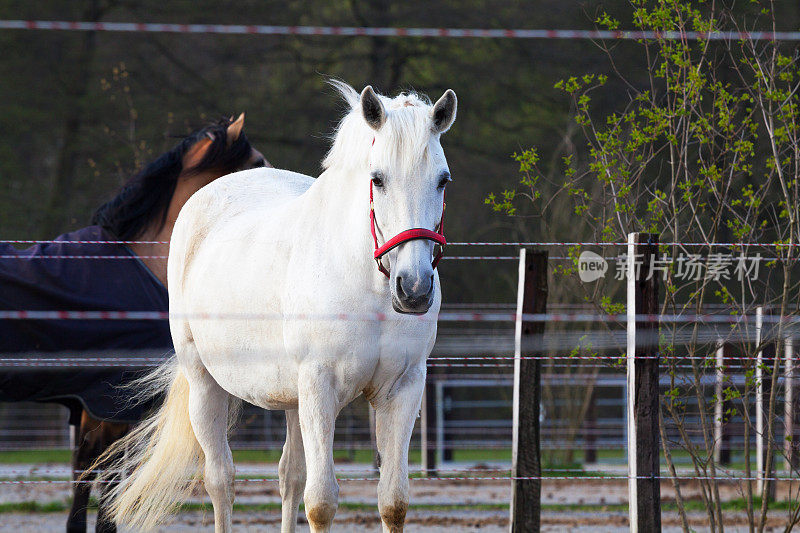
[369,180,446,278]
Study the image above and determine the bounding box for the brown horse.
[51,114,267,533]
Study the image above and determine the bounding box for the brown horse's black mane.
[91,118,254,240]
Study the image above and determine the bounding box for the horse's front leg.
[298,364,339,532]
[279,409,306,533]
[373,367,425,533]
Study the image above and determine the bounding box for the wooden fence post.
[510,248,547,533]
[626,232,661,533]
[421,374,438,476]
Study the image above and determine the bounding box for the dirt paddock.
[1,469,796,532]
[0,507,792,532]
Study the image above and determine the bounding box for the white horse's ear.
[431,90,457,134]
[361,86,386,131]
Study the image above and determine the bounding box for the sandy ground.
[1,463,797,531]
[0,509,794,532]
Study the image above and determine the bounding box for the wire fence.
[1,241,799,517]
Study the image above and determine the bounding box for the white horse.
[97,82,457,532]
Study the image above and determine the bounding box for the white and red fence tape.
[3,239,799,246]
[0,474,796,485]
[2,20,800,41]
[0,309,796,324]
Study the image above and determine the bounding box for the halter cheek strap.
[370,180,446,278]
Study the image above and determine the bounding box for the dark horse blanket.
[0,226,172,423]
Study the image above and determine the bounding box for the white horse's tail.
[92,359,203,530]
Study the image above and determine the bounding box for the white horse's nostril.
[395,276,406,298]
[396,272,434,304]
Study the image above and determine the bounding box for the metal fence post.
[755,306,776,499]
[714,340,732,465]
[369,405,379,473]
[756,306,765,493]
[421,376,438,476]
[436,380,445,467]
[786,337,799,470]
[585,390,597,464]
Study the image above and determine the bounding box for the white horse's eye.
[437,172,452,190]
[371,171,385,188]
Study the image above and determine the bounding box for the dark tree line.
[1,1,798,303]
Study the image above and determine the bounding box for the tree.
[489,1,800,530]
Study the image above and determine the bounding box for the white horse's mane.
[323,81,436,173]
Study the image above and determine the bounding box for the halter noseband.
[368,140,446,278]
